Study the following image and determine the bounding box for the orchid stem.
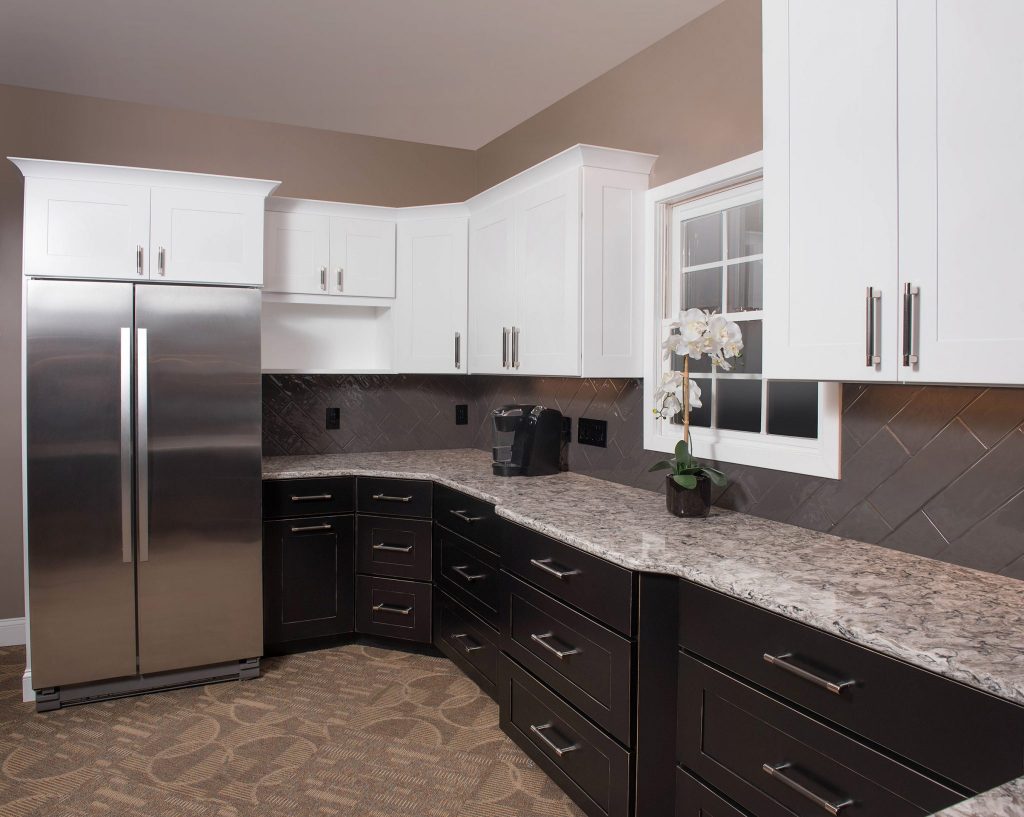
[683,356,690,450]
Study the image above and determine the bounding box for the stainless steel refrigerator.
[26,278,262,710]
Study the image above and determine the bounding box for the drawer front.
[500,520,635,636]
[676,768,749,817]
[263,477,355,519]
[434,590,498,698]
[357,477,431,518]
[677,653,961,817]
[356,575,432,643]
[499,654,632,817]
[435,525,500,627]
[680,582,1024,793]
[433,484,500,552]
[502,571,634,745]
[356,515,432,580]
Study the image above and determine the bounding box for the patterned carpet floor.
[0,643,585,817]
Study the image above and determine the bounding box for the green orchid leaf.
[648,460,675,473]
[671,473,698,490]
[701,467,728,487]
[673,439,690,465]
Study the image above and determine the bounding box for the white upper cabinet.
[12,159,279,286]
[264,211,330,295]
[393,208,468,373]
[330,217,396,298]
[467,145,656,377]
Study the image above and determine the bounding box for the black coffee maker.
[491,405,566,476]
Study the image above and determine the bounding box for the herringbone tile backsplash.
[264,374,1024,580]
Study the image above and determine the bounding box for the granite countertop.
[264,448,1024,815]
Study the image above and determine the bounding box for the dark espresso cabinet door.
[263,515,355,645]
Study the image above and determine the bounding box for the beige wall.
[0,83,477,619]
[475,0,762,191]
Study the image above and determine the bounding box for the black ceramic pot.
[665,474,711,518]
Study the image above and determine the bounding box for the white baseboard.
[0,617,25,647]
[22,669,34,702]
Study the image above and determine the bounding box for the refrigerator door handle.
[120,328,133,563]
[136,327,149,563]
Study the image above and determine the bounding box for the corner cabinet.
[467,145,657,377]
[12,158,279,286]
[763,0,1024,386]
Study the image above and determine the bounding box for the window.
[644,153,840,478]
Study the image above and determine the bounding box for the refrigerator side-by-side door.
[134,284,263,674]
[26,279,138,689]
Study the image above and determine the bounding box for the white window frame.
[643,152,841,479]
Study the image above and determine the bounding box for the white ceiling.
[0,0,723,149]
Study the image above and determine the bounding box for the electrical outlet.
[455,404,468,425]
[326,407,340,430]
[577,417,607,448]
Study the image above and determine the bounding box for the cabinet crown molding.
[8,157,280,197]
[267,196,468,221]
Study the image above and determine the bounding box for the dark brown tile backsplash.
[263,374,1024,580]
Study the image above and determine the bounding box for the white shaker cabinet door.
[899,0,1024,385]
[763,0,899,381]
[468,200,516,373]
[150,187,265,286]
[329,217,396,297]
[264,211,331,295]
[22,178,150,280]
[394,217,468,374]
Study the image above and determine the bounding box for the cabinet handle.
[902,283,920,367]
[762,763,853,815]
[529,723,579,757]
[337,268,344,292]
[371,493,413,503]
[136,245,144,276]
[290,523,333,533]
[291,493,332,502]
[372,542,413,553]
[157,246,166,276]
[451,632,484,653]
[454,331,461,369]
[451,564,487,583]
[763,653,855,695]
[865,287,881,366]
[530,631,580,660]
[512,326,521,369]
[502,326,510,368]
[530,557,580,580]
[320,266,328,291]
[373,602,413,616]
[450,509,485,523]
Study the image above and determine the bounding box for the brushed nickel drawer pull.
[451,564,487,582]
[529,723,579,757]
[373,542,414,553]
[372,493,413,503]
[373,602,413,616]
[530,558,580,580]
[451,632,484,653]
[763,653,855,695]
[291,493,332,502]
[290,523,333,533]
[762,763,853,815]
[450,509,485,523]
[531,632,580,660]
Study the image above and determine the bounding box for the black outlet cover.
[577,417,607,448]
[455,404,469,425]
[326,407,341,430]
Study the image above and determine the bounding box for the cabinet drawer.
[500,520,635,636]
[679,582,1024,793]
[435,525,500,628]
[499,654,631,817]
[433,484,500,552]
[356,515,432,580]
[676,768,749,817]
[502,571,633,745]
[356,576,431,643]
[677,653,961,817]
[263,477,355,519]
[357,477,431,518]
[434,590,498,698]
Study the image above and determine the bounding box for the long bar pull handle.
[763,653,855,695]
[291,493,333,502]
[320,266,328,291]
[531,632,581,660]
[373,542,414,553]
[373,602,413,616]
[371,493,413,503]
[530,557,580,580]
[337,268,344,292]
[451,633,484,653]
[120,328,132,563]
[502,327,509,368]
[136,245,144,276]
[136,328,149,563]
[290,523,333,533]
[529,723,579,757]
[512,326,521,369]
[451,564,487,583]
[865,287,881,366]
[450,509,485,523]
[902,283,920,367]
[157,246,166,276]
[454,331,461,369]
[762,764,854,815]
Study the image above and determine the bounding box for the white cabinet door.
[513,170,581,376]
[264,211,331,295]
[899,0,1024,385]
[763,0,900,381]
[468,200,516,373]
[22,178,150,280]
[150,188,265,285]
[394,217,468,373]
[329,217,396,297]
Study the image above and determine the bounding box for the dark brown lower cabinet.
[356,575,432,643]
[433,590,499,698]
[676,768,749,817]
[263,514,355,645]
